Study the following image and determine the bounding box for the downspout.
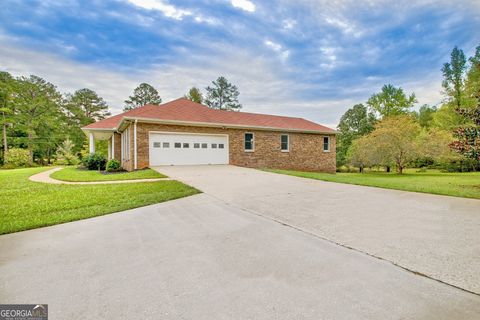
[133,120,138,170]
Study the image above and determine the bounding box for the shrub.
[4,148,30,167]
[82,153,107,171]
[106,159,121,172]
[55,139,79,165]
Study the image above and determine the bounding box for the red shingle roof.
[83,98,335,133]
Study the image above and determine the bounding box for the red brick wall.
[130,122,336,173]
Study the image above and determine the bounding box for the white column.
[89,132,95,154]
[133,120,138,170]
[112,134,115,160]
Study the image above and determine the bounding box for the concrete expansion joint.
[204,191,480,297]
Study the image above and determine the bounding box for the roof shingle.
[83,98,335,133]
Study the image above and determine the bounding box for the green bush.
[4,148,30,167]
[106,159,121,172]
[55,139,80,165]
[82,153,107,171]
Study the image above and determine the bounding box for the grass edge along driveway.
[267,169,480,200]
[50,166,166,182]
[1,167,199,235]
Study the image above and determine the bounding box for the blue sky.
[1,0,479,127]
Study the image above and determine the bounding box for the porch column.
[111,134,115,160]
[107,140,111,160]
[89,132,95,154]
[133,120,138,170]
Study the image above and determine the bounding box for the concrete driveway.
[1,165,479,319]
[155,165,480,294]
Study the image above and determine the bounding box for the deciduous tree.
[367,84,417,118]
[442,46,467,108]
[337,104,376,166]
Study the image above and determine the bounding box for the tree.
[124,83,161,111]
[205,76,242,111]
[55,138,79,165]
[367,84,417,118]
[349,116,421,174]
[185,87,203,104]
[12,75,63,164]
[64,88,110,152]
[415,104,437,128]
[448,46,480,166]
[442,46,467,108]
[336,104,376,166]
[0,71,14,161]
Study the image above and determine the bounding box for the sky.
[1,0,479,128]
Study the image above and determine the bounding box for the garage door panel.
[149,133,229,166]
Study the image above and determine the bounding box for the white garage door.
[149,132,229,166]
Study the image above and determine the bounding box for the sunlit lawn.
[51,166,166,182]
[0,167,199,235]
[268,168,480,199]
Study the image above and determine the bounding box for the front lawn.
[51,167,166,182]
[268,168,480,199]
[0,167,199,235]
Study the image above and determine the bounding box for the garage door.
[149,132,229,166]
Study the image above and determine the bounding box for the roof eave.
[122,116,337,134]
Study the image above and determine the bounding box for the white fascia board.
[121,116,338,135]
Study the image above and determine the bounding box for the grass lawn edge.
[264,168,480,200]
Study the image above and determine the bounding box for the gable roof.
[82,98,335,134]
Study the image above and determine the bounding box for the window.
[219,143,224,149]
[281,134,289,151]
[211,143,217,149]
[244,133,254,151]
[194,143,200,148]
[201,143,208,148]
[323,136,330,152]
[174,142,181,148]
[153,142,161,148]
[162,142,170,148]
[183,143,189,148]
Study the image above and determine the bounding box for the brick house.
[82,98,337,172]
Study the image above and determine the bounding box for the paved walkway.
[29,167,170,184]
[154,165,480,294]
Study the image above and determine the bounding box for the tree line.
[337,44,480,173]
[0,74,242,167]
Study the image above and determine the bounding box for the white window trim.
[323,136,330,152]
[244,132,254,152]
[281,134,289,152]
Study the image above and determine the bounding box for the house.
[82,98,337,172]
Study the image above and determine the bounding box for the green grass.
[267,168,480,199]
[0,167,199,235]
[51,167,166,182]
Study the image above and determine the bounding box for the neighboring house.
[82,98,336,172]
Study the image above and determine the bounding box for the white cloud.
[264,40,281,51]
[282,19,296,30]
[264,40,290,62]
[231,0,256,12]
[0,41,444,127]
[125,0,191,20]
